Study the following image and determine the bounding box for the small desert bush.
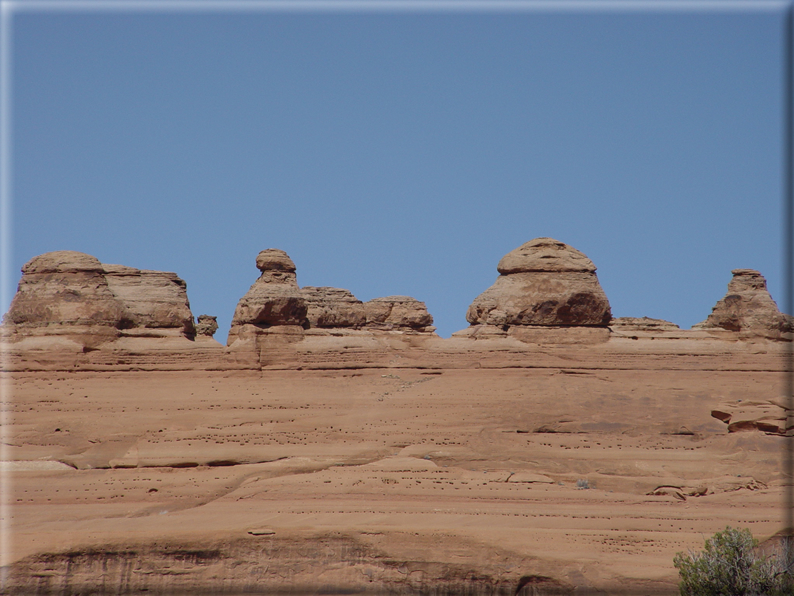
[674,526,792,595]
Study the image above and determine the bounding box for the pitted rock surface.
[694,269,793,338]
[301,287,366,329]
[466,238,611,327]
[364,296,434,331]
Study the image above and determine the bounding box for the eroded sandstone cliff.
[2,251,196,348]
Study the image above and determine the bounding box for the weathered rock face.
[466,238,611,327]
[364,296,434,331]
[4,251,127,332]
[3,251,195,341]
[301,287,366,329]
[103,265,195,335]
[195,315,218,337]
[228,250,308,345]
[610,317,680,331]
[227,251,437,344]
[711,399,791,435]
[694,269,793,338]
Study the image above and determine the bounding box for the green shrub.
[674,527,792,595]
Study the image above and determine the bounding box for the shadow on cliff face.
[7,534,584,596]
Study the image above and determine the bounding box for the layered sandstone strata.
[228,250,437,348]
[227,249,308,345]
[364,296,435,332]
[103,264,195,335]
[2,251,196,346]
[609,317,680,332]
[694,269,793,339]
[465,238,611,330]
[301,287,366,329]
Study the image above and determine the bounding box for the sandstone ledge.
[2,329,788,373]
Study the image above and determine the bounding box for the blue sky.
[5,2,789,339]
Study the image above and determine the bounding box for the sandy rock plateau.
[2,240,792,595]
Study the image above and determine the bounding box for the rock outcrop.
[301,287,366,329]
[710,399,791,435]
[610,317,680,332]
[2,251,195,345]
[227,250,307,345]
[364,296,434,332]
[694,269,793,339]
[3,252,126,335]
[227,250,436,346]
[103,264,195,335]
[195,315,219,337]
[466,238,611,328]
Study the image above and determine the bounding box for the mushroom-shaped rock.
[103,264,195,336]
[694,269,793,338]
[4,251,128,331]
[300,287,366,329]
[364,296,434,331]
[466,238,611,327]
[256,249,297,277]
[228,250,308,344]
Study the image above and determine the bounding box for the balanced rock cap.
[727,269,767,292]
[256,249,296,273]
[497,238,596,274]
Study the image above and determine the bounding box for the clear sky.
[5,1,790,339]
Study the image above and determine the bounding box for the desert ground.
[3,338,789,595]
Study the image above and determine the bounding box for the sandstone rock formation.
[195,315,219,337]
[301,287,366,329]
[103,264,195,335]
[466,238,611,328]
[710,399,791,435]
[610,317,680,331]
[227,250,436,345]
[3,251,126,335]
[693,269,793,339]
[364,296,434,331]
[227,250,307,345]
[3,251,195,344]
